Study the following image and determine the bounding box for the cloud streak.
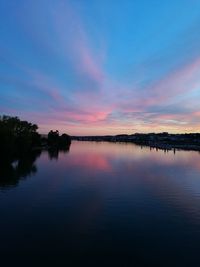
[0,1,200,134]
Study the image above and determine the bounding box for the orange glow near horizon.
[38,121,200,136]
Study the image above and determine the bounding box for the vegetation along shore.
[1,115,200,162]
[0,115,71,164]
[72,132,200,152]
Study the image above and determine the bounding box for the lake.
[1,141,200,266]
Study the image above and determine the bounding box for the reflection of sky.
[1,142,200,265]
[1,1,200,134]
[35,141,200,224]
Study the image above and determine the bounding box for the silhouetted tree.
[0,115,41,159]
[0,115,71,165]
[59,133,71,147]
[47,130,71,148]
[47,130,59,146]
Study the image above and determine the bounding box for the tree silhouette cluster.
[0,115,41,160]
[0,115,71,188]
[0,115,71,162]
[47,130,71,148]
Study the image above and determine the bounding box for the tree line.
[0,115,71,161]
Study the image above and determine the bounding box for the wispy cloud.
[1,1,200,134]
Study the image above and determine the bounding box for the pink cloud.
[145,57,200,106]
[2,2,200,135]
[53,2,105,86]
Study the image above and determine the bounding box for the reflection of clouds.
[70,142,200,223]
[38,141,200,225]
[66,154,112,172]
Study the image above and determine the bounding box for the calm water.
[1,141,200,266]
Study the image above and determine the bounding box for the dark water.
[1,141,200,266]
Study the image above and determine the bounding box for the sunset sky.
[0,0,200,135]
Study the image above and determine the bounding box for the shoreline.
[71,133,200,152]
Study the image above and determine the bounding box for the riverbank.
[72,133,200,151]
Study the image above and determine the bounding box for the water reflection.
[48,144,70,160]
[0,144,71,189]
[55,142,200,224]
[1,141,200,266]
[0,150,41,189]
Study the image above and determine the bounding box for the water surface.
[1,141,200,266]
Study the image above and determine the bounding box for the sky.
[0,0,200,135]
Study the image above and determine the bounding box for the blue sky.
[0,0,200,134]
